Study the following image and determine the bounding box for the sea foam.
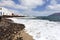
[8,18,60,40]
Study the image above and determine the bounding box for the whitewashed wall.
[0,7,2,16]
[0,7,12,16]
[2,7,12,15]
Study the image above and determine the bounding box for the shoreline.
[0,18,33,40]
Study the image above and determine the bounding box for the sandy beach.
[20,30,33,40]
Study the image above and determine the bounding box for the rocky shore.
[0,18,33,40]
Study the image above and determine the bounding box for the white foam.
[8,18,60,40]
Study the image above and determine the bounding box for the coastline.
[0,18,33,40]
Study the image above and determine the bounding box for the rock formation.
[0,18,25,40]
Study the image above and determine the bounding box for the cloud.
[47,0,60,10]
[19,0,45,9]
[20,10,60,16]
[0,0,46,16]
[8,9,21,14]
[0,0,15,7]
[0,0,45,10]
[1,0,60,16]
[0,0,30,10]
[48,4,60,10]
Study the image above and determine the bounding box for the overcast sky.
[0,0,60,16]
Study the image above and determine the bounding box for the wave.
[8,18,60,40]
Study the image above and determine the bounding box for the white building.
[0,7,2,16]
[0,7,12,16]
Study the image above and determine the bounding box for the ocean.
[8,17,60,40]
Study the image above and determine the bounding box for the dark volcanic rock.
[0,19,25,40]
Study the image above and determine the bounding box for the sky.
[0,0,60,16]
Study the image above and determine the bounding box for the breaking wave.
[8,18,60,40]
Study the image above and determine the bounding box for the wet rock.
[0,19,25,40]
